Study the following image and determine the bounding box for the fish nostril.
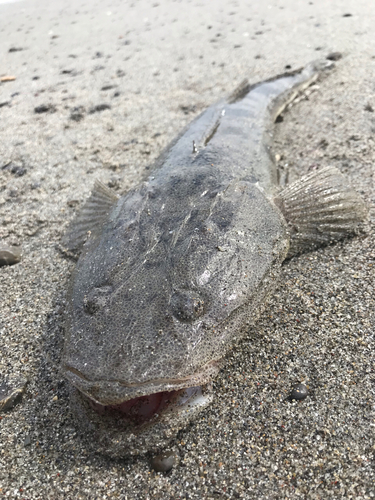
[83,296,100,315]
[82,286,113,315]
[170,290,205,323]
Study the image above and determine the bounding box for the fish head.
[62,175,288,454]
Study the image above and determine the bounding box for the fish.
[61,60,367,456]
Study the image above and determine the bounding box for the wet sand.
[0,0,374,498]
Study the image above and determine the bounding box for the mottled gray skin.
[62,61,356,455]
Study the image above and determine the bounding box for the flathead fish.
[62,60,367,456]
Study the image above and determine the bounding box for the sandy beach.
[0,0,374,498]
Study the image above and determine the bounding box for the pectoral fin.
[273,166,367,257]
[62,180,119,253]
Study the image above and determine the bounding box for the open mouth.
[65,360,221,435]
[84,385,210,426]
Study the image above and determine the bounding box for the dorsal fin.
[62,180,119,253]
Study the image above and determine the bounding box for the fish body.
[62,60,366,455]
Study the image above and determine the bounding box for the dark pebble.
[342,12,352,17]
[11,166,27,176]
[67,199,79,207]
[364,103,374,112]
[290,383,309,401]
[180,104,197,115]
[89,103,111,114]
[9,47,24,52]
[70,105,86,121]
[151,451,176,472]
[34,104,56,114]
[92,65,105,73]
[101,84,116,91]
[326,51,342,61]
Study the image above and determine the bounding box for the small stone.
[70,106,86,121]
[11,166,27,177]
[101,84,116,91]
[180,104,197,115]
[0,243,22,267]
[364,103,374,112]
[290,383,308,401]
[0,377,27,410]
[151,451,176,472]
[67,199,79,207]
[34,104,56,114]
[326,52,342,61]
[89,103,111,114]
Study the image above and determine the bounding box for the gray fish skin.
[62,60,366,455]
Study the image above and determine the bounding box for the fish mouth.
[81,385,211,426]
[68,381,216,456]
[64,359,222,429]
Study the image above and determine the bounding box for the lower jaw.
[84,385,210,426]
[69,384,214,456]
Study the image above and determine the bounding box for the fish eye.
[170,290,205,323]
